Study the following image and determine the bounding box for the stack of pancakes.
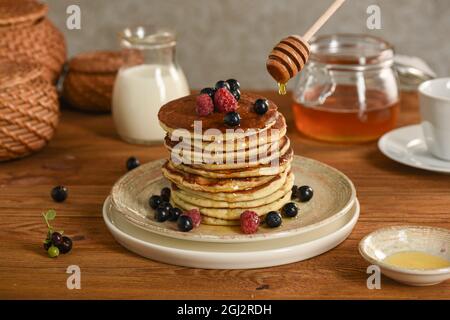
[158,93,294,226]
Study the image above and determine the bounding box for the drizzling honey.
[277,82,287,95]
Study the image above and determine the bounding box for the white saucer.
[103,196,360,269]
[378,124,450,173]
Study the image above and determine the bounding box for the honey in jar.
[292,34,400,143]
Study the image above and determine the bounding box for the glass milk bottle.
[112,26,189,144]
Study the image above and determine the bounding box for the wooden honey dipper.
[266,0,346,93]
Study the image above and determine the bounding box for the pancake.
[167,136,290,168]
[157,90,296,228]
[162,160,290,193]
[170,150,292,178]
[165,114,287,152]
[172,189,292,220]
[174,169,292,202]
[184,146,293,172]
[158,93,279,141]
[173,172,294,208]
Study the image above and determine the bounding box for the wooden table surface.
[1,91,449,300]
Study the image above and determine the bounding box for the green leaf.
[45,209,56,221]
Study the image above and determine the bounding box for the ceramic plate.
[359,226,450,286]
[104,196,360,269]
[111,155,356,243]
[378,124,450,173]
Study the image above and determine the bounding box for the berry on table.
[214,87,238,113]
[177,215,194,232]
[254,99,269,115]
[215,80,230,91]
[265,211,282,228]
[226,79,240,91]
[41,209,72,258]
[58,236,73,254]
[224,111,241,127]
[149,195,162,209]
[160,187,171,202]
[183,208,202,227]
[47,245,59,258]
[240,210,260,234]
[282,202,298,218]
[200,87,215,98]
[168,207,182,221]
[126,157,140,171]
[51,231,63,246]
[51,185,68,202]
[298,186,314,202]
[196,94,214,116]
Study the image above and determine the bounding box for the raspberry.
[183,208,202,228]
[196,94,214,116]
[240,210,260,234]
[214,87,238,113]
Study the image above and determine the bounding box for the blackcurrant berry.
[298,186,314,202]
[177,215,193,232]
[215,80,230,91]
[51,186,68,202]
[58,236,72,254]
[254,99,269,115]
[126,157,140,171]
[160,187,171,202]
[226,79,240,91]
[149,195,162,209]
[224,111,241,127]
[265,211,282,228]
[169,207,182,221]
[282,202,298,218]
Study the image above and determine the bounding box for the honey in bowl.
[383,251,450,270]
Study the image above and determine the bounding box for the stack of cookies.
[158,81,294,226]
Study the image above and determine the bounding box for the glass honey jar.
[292,34,400,142]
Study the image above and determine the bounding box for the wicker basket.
[0,60,59,161]
[0,0,66,83]
[62,50,143,113]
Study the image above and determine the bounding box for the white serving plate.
[103,196,359,269]
[110,156,356,243]
[378,124,450,173]
[359,226,450,286]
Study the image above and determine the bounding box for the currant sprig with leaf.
[42,210,72,258]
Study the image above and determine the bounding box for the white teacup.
[419,78,450,161]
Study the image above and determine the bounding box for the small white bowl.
[359,226,450,286]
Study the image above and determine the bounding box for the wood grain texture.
[0,91,449,300]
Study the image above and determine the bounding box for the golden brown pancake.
[158,93,279,140]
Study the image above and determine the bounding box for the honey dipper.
[266,0,346,91]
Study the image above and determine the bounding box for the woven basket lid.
[68,50,143,74]
[0,0,47,26]
[0,59,42,89]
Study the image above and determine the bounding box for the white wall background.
[46,0,450,89]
